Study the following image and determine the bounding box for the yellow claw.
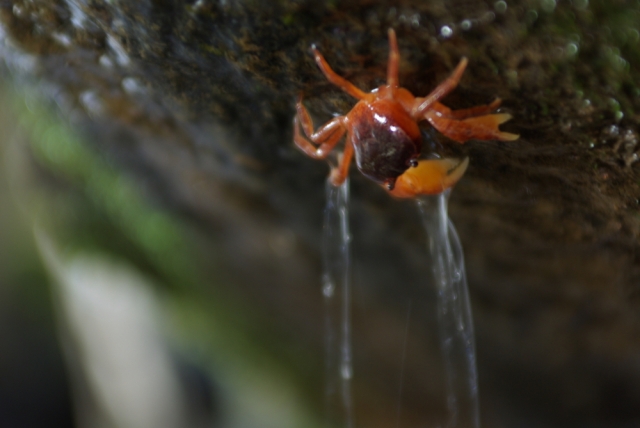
[459,114,520,141]
[388,157,469,198]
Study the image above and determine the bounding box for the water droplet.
[494,1,507,13]
[625,152,639,167]
[460,20,472,31]
[99,55,114,68]
[566,42,579,56]
[483,11,496,22]
[540,0,557,13]
[525,9,538,24]
[604,124,620,137]
[623,129,638,146]
[52,33,72,47]
[609,98,623,121]
[121,77,145,94]
[79,90,104,116]
[440,25,453,38]
[322,279,335,298]
[12,4,25,17]
[410,13,420,28]
[340,362,353,379]
[579,98,593,116]
[64,0,89,29]
[107,34,131,67]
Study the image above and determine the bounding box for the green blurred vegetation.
[0,82,323,427]
[11,88,198,288]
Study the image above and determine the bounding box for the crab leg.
[312,47,367,100]
[387,28,400,89]
[411,58,469,119]
[294,116,346,159]
[432,98,502,120]
[294,96,348,158]
[329,139,355,186]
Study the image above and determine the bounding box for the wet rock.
[2,0,640,426]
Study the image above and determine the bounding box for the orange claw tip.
[387,157,470,198]
[500,132,520,141]
[494,113,513,124]
[491,113,519,140]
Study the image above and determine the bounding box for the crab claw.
[425,110,519,143]
[387,157,469,198]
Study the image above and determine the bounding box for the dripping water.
[322,177,354,428]
[320,179,478,427]
[417,191,480,428]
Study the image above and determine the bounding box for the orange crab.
[294,29,518,198]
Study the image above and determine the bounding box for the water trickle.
[417,191,480,428]
[322,276,336,298]
[320,179,478,427]
[322,178,354,428]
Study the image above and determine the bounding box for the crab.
[293,29,518,198]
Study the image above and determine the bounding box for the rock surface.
[2,0,640,426]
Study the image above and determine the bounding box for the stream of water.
[322,177,354,428]
[322,183,478,428]
[418,192,480,428]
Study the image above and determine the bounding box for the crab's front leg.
[424,102,519,143]
[294,97,354,186]
[432,98,502,120]
[294,97,347,159]
[328,139,354,186]
[387,157,469,198]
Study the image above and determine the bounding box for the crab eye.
[409,159,419,168]
[385,179,396,191]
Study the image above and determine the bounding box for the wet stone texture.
[2,0,640,426]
